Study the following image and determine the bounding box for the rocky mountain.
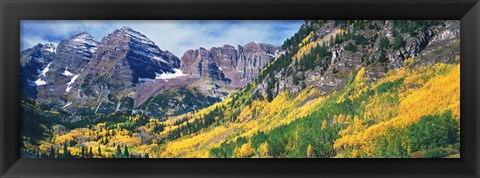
[20,43,56,98]
[181,42,279,87]
[35,32,99,106]
[135,42,278,117]
[22,21,458,120]
[178,42,279,97]
[60,27,181,115]
[20,26,278,119]
[252,20,460,100]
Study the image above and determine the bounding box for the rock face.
[252,20,460,101]
[20,26,278,118]
[79,26,180,88]
[20,44,56,98]
[180,42,279,89]
[55,32,98,72]
[133,42,279,117]
[236,42,278,85]
[63,27,181,114]
[36,33,99,106]
[181,47,231,84]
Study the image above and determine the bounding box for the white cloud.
[21,35,58,50]
[21,20,303,57]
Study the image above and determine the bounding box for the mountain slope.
[154,20,460,158]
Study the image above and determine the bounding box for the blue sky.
[21,20,303,56]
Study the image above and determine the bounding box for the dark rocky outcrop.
[35,33,99,106]
[20,43,56,98]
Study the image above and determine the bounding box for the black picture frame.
[1,0,479,177]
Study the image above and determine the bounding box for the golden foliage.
[258,141,270,157]
[334,63,460,157]
[158,86,326,157]
[300,32,314,46]
[336,28,346,34]
[33,49,459,158]
[307,144,315,158]
[321,120,327,130]
[404,56,414,66]
[236,142,255,158]
[294,28,346,60]
[160,125,234,158]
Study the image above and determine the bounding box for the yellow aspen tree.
[352,149,360,158]
[307,144,315,158]
[404,57,414,66]
[332,115,338,125]
[345,115,352,124]
[321,120,327,130]
[353,115,363,131]
[258,142,269,157]
[239,143,254,158]
[337,114,345,125]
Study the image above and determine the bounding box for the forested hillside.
[21,20,460,158]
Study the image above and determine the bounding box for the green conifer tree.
[124,145,129,158]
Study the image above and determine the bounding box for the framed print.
[17,19,462,159]
[1,0,479,177]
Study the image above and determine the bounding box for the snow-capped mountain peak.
[68,32,98,54]
[43,43,56,53]
[119,26,156,46]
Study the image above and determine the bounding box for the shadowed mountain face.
[61,27,182,115]
[20,44,56,99]
[20,26,278,118]
[35,32,99,106]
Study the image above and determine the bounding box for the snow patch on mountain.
[94,102,103,114]
[62,102,73,109]
[122,26,155,46]
[66,74,79,92]
[44,44,56,53]
[130,50,168,64]
[152,56,167,63]
[72,33,97,46]
[62,69,74,76]
[28,79,47,86]
[35,79,47,85]
[70,32,98,57]
[138,69,186,83]
[155,68,186,80]
[65,68,83,92]
[39,62,52,77]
